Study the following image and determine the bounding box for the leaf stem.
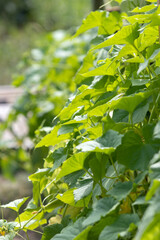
[148,92,160,123]
[110,155,119,178]
[23,208,42,229]
[62,204,68,219]
[26,232,30,240]
[24,228,43,235]
[15,231,26,240]
[105,176,117,180]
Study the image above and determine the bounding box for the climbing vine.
[1,1,160,240]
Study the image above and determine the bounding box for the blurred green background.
[0,0,92,85]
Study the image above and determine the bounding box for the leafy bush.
[1,1,160,240]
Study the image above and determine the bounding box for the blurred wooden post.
[158,0,160,43]
[92,0,104,10]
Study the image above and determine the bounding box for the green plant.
[1,1,160,239]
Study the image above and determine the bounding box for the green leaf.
[76,130,123,154]
[82,59,117,77]
[41,224,63,240]
[49,148,67,171]
[74,180,93,202]
[132,5,156,13]
[36,126,70,148]
[15,210,46,230]
[88,91,153,117]
[51,218,84,240]
[58,123,82,136]
[99,214,139,240]
[135,193,160,240]
[56,152,89,180]
[89,156,107,182]
[29,168,50,182]
[108,181,133,201]
[153,121,160,139]
[1,197,29,212]
[93,23,139,50]
[117,126,160,170]
[138,48,160,74]
[56,189,91,207]
[83,197,119,226]
[108,91,153,114]
[73,226,92,240]
[146,179,160,201]
[73,11,106,37]
[132,99,150,124]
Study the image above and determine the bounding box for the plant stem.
[24,228,43,235]
[110,155,119,178]
[15,232,26,240]
[26,232,30,240]
[62,204,68,219]
[23,209,42,229]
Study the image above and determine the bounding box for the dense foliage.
[1,1,160,239]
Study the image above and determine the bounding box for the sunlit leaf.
[1,198,29,213]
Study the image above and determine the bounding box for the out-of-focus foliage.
[0,0,33,27]
[0,0,92,29]
[0,0,92,85]
[0,28,93,177]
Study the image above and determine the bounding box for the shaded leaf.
[99,214,139,240]
[108,181,133,201]
[83,197,119,226]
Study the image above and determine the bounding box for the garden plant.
[1,0,160,239]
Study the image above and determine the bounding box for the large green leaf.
[36,126,70,148]
[108,181,133,201]
[29,168,50,182]
[117,124,160,170]
[56,152,89,180]
[83,197,119,226]
[146,179,160,201]
[99,214,139,240]
[93,23,139,50]
[73,180,93,202]
[88,91,153,117]
[58,123,82,136]
[82,59,117,77]
[132,5,156,13]
[51,218,84,240]
[56,189,91,207]
[73,226,92,240]
[74,11,107,38]
[47,148,67,171]
[76,130,123,154]
[135,192,160,240]
[41,224,63,240]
